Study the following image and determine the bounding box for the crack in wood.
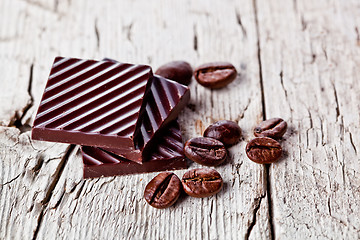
[245,194,265,239]
[331,82,340,119]
[355,27,360,46]
[298,133,303,161]
[193,24,198,52]
[279,71,288,98]
[75,180,86,199]
[98,176,116,191]
[334,145,346,185]
[306,108,313,128]
[52,187,65,209]
[279,52,295,117]
[265,164,275,240]
[32,209,44,240]
[301,15,307,31]
[123,22,133,42]
[252,0,266,120]
[279,70,294,116]
[322,44,328,60]
[32,154,45,175]
[320,117,325,146]
[310,54,316,64]
[253,0,275,239]
[232,161,244,187]
[9,63,34,132]
[235,9,247,37]
[209,200,214,225]
[349,132,357,154]
[235,98,251,122]
[41,145,75,205]
[31,145,75,239]
[94,19,100,49]
[1,173,21,186]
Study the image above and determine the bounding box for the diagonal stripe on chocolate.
[101,58,190,163]
[32,57,153,161]
[82,120,187,178]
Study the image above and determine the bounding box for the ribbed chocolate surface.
[32,57,152,146]
[108,75,189,157]
[99,56,190,162]
[146,119,184,161]
[83,120,184,166]
[137,75,189,148]
[82,120,186,178]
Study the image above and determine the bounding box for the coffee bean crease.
[183,176,221,182]
[182,168,223,198]
[254,118,287,138]
[184,137,227,166]
[144,172,181,209]
[149,173,173,204]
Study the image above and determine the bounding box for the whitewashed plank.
[255,0,360,238]
[0,127,71,239]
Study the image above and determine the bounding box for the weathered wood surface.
[256,0,360,239]
[0,0,359,239]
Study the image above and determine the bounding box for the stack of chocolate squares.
[32,57,190,178]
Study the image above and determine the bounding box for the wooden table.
[1,0,359,239]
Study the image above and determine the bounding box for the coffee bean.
[204,120,241,146]
[155,61,193,85]
[194,62,237,89]
[246,137,282,164]
[144,172,181,209]
[182,168,223,198]
[184,137,227,166]
[254,118,287,139]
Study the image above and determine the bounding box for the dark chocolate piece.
[32,57,153,161]
[82,120,187,178]
[102,58,190,163]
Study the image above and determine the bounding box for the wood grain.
[0,0,359,239]
[256,0,360,238]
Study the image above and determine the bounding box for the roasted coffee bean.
[182,168,223,198]
[245,137,282,164]
[144,172,181,209]
[155,61,193,85]
[254,118,287,139]
[194,62,237,89]
[184,137,227,166]
[204,120,241,146]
